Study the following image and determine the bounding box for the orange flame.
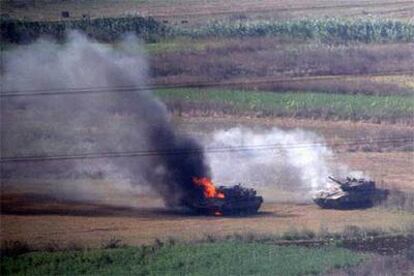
[192,177,225,199]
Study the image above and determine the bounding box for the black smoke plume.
[1,32,209,206]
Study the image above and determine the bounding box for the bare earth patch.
[3,0,413,22]
[1,194,413,249]
[1,117,413,249]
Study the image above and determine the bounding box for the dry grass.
[371,75,414,90]
[328,254,414,275]
[1,150,413,249]
[1,196,413,250]
[176,116,414,152]
[150,40,414,95]
[3,0,413,22]
[338,152,414,192]
[2,132,414,250]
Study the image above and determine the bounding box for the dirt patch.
[1,192,413,249]
[1,117,413,249]
[328,254,414,276]
[341,235,414,255]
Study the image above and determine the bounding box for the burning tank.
[313,176,389,209]
[184,177,263,216]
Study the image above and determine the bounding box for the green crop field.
[156,88,414,123]
[2,17,413,44]
[0,16,167,44]
[1,241,364,276]
[173,18,414,43]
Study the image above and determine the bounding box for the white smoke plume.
[1,32,366,206]
[204,127,364,201]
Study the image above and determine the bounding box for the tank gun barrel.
[315,176,388,209]
[328,176,343,185]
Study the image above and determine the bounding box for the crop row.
[156,88,414,123]
[1,16,167,44]
[1,240,363,275]
[2,17,414,44]
[173,18,414,43]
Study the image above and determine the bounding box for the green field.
[145,37,213,53]
[1,241,364,276]
[156,88,414,122]
[173,19,414,43]
[2,17,413,44]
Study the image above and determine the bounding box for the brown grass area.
[328,254,414,275]
[339,152,414,192]
[3,0,413,22]
[1,149,413,249]
[151,40,414,95]
[1,117,412,249]
[177,116,414,151]
[1,194,413,249]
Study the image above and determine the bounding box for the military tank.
[313,176,389,209]
[186,184,263,216]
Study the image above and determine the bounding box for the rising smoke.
[1,32,362,207]
[1,32,209,206]
[204,127,363,202]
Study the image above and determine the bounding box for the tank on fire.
[313,176,389,209]
[188,184,263,215]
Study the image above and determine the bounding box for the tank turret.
[313,176,388,209]
[186,184,263,216]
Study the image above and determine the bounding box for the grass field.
[172,18,414,43]
[4,17,413,45]
[156,88,414,123]
[1,241,364,275]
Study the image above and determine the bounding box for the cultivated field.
[3,0,414,22]
[1,0,414,274]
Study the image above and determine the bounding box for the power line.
[1,70,413,97]
[1,137,412,163]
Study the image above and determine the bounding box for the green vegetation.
[173,18,414,43]
[144,37,214,54]
[1,241,364,275]
[156,88,414,122]
[0,16,167,44]
[2,17,413,44]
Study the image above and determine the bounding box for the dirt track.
[1,117,413,249]
[1,191,413,249]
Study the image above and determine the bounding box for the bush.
[1,241,31,257]
[0,241,364,275]
[171,18,414,43]
[101,237,123,249]
[1,16,167,44]
[2,18,413,45]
